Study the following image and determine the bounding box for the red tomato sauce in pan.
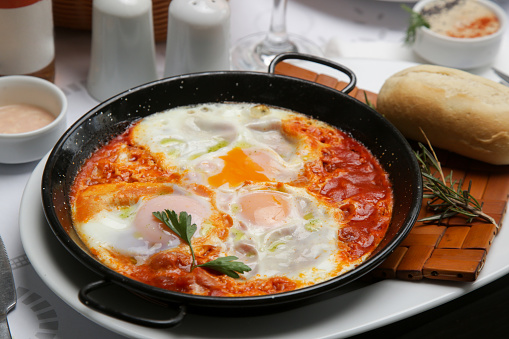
[283,118,392,260]
[70,104,393,297]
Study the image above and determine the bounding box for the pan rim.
[41,70,422,309]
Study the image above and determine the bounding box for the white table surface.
[2,1,509,338]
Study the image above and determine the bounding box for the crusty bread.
[377,65,509,165]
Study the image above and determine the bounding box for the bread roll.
[377,65,509,165]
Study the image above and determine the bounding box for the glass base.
[230,32,323,71]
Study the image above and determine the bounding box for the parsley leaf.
[153,210,251,278]
[153,210,198,266]
[197,256,252,278]
[153,210,196,245]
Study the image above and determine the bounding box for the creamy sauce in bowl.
[421,0,500,38]
[0,104,55,134]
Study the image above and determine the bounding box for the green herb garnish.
[207,139,229,153]
[196,256,250,278]
[363,91,376,110]
[414,134,498,228]
[153,210,252,277]
[402,4,430,45]
[160,137,183,145]
[305,219,321,232]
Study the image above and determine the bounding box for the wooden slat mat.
[276,62,509,282]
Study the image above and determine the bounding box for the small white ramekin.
[412,0,507,69]
[0,76,67,164]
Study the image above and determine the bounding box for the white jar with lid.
[0,0,55,82]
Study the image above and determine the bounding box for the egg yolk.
[133,195,211,243]
[238,191,291,228]
[208,147,269,188]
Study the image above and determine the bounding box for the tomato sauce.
[284,118,392,260]
[71,130,180,200]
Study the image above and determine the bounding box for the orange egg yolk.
[208,147,270,188]
[238,191,291,228]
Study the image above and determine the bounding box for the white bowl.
[0,76,67,164]
[412,0,506,69]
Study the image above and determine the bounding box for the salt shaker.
[164,0,230,77]
[87,0,158,102]
[0,0,55,82]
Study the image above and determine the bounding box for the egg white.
[76,199,178,266]
[216,183,345,283]
[74,184,217,266]
[131,103,309,187]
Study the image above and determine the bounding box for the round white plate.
[20,59,509,339]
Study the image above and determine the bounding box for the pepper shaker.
[164,0,230,77]
[87,0,158,102]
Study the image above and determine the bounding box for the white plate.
[20,59,509,339]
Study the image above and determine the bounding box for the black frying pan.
[41,53,422,327]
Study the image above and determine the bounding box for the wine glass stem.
[256,0,297,59]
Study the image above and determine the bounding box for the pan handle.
[268,52,357,95]
[79,279,187,328]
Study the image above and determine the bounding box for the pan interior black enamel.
[42,71,422,312]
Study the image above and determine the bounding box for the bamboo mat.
[275,62,509,282]
[52,0,172,42]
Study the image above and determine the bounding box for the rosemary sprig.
[153,210,252,278]
[414,140,498,228]
[402,4,430,45]
[363,91,376,110]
